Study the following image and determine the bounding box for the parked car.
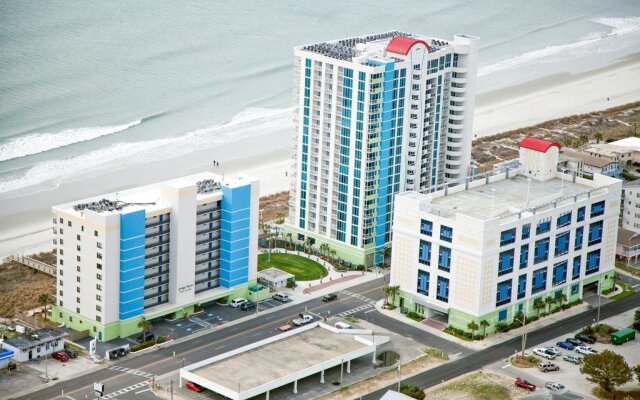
[62,348,78,358]
[334,322,352,330]
[533,348,555,360]
[575,345,597,355]
[575,334,597,344]
[556,341,574,350]
[185,381,204,393]
[563,354,583,364]
[545,347,562,357]
[292,313,314,326]
[538,361,560,372]
[272,293,290,303]
[322,293,338,302]
[51,351,69,362]
[229,298,248,308]
[240,301,256,311]
[545,382,566,392]
[565,337,582,346]
[514,377,536,391]
[136,332,155,343]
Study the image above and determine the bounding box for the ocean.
[0,0,639,202]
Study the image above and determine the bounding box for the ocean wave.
[0,106,293,197]
[0,119,142,162]
[478,16,640,77]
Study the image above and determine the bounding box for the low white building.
[1,329,64,362]
[389,137,621,333]
[257,268,294,290]
[560,148,621,178]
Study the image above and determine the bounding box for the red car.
[185,381,204,393]
[51,351,70,362]
[515,377,536,391]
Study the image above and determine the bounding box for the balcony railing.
[144,289,169,300]
[145,219,170,229]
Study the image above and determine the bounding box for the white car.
[334,322,352,330]
[229,298,248,308]
[545,381,566,392]
[533,348,556,359]
[545,347,562,357]
[292,313,314,326]
[575,345,597,355]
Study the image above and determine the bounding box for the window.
[588,221,603,246]
[417,270,429,295]
[532,267,547,294]
[440,226,453,242]
[76,255,81,262]
[76,266,81,272]
[76,287,80,293]
[97,263,102,270]
[59,270,63,276]
[552,261,567,286]
[517,274,527,299]
[418,240,431,265]
[534,238,550,264]
[498,309,508,322]
[60,280,63,286]
[97,242,102,249]
[438,247,451,272]
[60,217,64,224]
[586,250,600,275]
[536,219,551,235]
[76,308,80,314]
[557,212,572,228]
[577,206,586,222]
[522,224,531,240]
[68,221,72,227]
[96,273,102,281]
[76,234,80,240]
[96,294,102,301]
[94,230,99,237]
[496,280,512,306]
[96,283,102,291]
[97,252,102,260]
[60,249,64,255]
[572,256,581,280]
[498,249,514,276]
[96,305,101,312]
[59,259,64,265]
[59,289,63,296]
[76,276,80,283]
[520,244,529,268]
[575,227,584,250]
[554,232,570,257]
[420,219,433,236]
[96,316,102,322]
[60,228,64,234]
[500,228,516,246]
[76,245,81,251]
[590,201,605,217]
[436,276,449,302]
[571,283,579,296]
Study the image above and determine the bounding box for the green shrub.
[634,309,640,322]
[632,321,640,332]
[406,311,424,322]
[399,383,425,400]
[495,322,510,332]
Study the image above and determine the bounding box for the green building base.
[52,281,259,342]
[283,223,386,267]
[392,271,613,335]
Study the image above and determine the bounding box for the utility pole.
[397,363,402,392]
[170,379,173,400]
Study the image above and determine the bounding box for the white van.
[229,298,248,308]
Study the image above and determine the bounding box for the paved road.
[14,277,410,400]
[360,289,640,399]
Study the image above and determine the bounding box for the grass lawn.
[611,282,635,300]
[258,253,327,281]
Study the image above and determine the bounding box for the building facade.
[389,138,621,333]
[51,172,260,341]
[620,180,640,234]
[286,31,479,266]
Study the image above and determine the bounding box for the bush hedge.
[400,383,426,400]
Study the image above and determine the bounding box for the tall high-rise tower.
[285,31,479,267]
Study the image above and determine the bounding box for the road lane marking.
[134,388,151,394]
[60,283,385,398]
[364,309,375,314]
[501,364,511,369]
[214,345,226,350]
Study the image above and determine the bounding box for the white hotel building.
[285,31,479,267]
[51,172,261,341]
[390,138,621,333]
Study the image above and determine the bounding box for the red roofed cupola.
[519,137,561,153]
[386,36,430,55]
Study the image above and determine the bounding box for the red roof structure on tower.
[386,36,430,55]
[519,137,561,153]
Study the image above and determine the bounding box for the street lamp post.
[514,312,528,358]
[596,276,602,325]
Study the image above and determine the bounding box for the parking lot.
[487,308,640,398]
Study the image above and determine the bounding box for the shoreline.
[2,55,640,258]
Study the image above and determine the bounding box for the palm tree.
[38,293,51,321]
[329,249,337,262]
[285,232,293,250]
[275,212,285,224]
[594,131,604,143]
[533,298,545,317]
[544,296,555,314]
[467,321,479,339]
[137,317,152,335]
[579,134,589,146]
[385,285,400,306]
[480,320,490,336]
[304,237,313,254]
[319,243,330,259]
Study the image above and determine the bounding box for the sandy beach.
[1,54,640,258]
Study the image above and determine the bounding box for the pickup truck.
[292,314,314,326]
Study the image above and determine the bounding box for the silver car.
[545,381,566,392]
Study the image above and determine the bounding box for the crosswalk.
[100,380,149,399]
[339,290,377,306]
[109,365,154,379]
[189,315,214,329]
[335,303,373,318]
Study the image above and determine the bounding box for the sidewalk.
[374,299,591,351]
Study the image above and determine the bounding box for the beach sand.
[2,54,640,258]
